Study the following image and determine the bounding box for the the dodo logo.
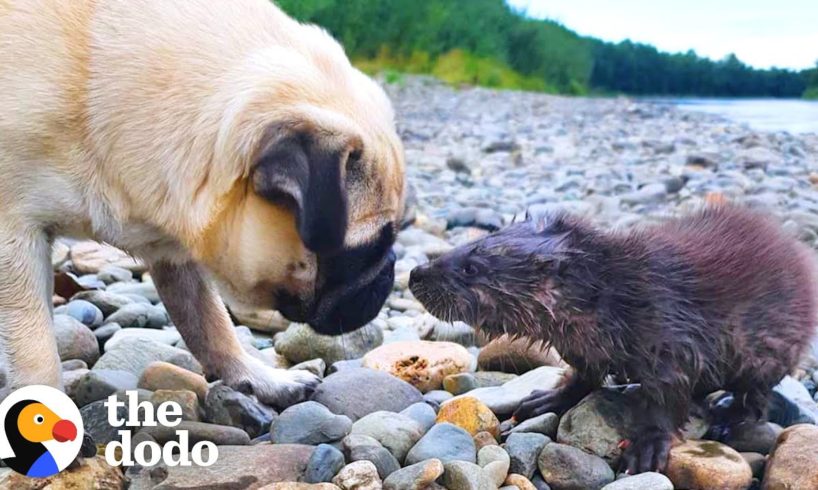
[0,386,83,478]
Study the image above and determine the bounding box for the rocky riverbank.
[3,77,818,490]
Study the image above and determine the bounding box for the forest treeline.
[276,0,818,98]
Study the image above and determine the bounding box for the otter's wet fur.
[409,204,818,473]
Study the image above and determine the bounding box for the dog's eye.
[463,263,479,276]
[346,149,363,174]
[34,414,45,425]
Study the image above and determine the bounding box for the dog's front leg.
[0,225,62,397]
[150,260,318,408]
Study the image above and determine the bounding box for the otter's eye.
[463,263,479,276]
[34,414,45,425]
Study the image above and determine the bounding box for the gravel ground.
[3,77,818,490]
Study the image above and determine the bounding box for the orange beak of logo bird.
[51,419,77,443]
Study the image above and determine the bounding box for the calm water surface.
[656,98,818,134]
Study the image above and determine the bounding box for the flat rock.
[80,398,130,444]
[557,389,638,466]
[65,299,104,327]
[276,322,383,366]
[94,323,122,348]
[437,396,500,437]
[350,411,425,464]
[441,461,496,490]
[773,376,818,424]
[70,240,145,274]
[362,340,472,392]
[312,368,423,421]
[97,264,134,284]
[261,484,340,490]
[63,367,90,400]
[477,445,511,487]
[93,336,202,376]
[444,371,517,395]
[305,444,346,484]
[762,424,818,490]
[450,366,564,416]
[72,369,138,407]
[504,474,538,490]
[205,383,276,439]
[510,412,559,439]
[723,421,782,455]
[505,432,550,479]
[474,431,499,450]
[138,361,208,401]
[2,456,124,490]
[478,335,563,374]
[53,314,100,366]
[106,281,160,303]
[104,327,181,350]
[332,461,382,490]
[741,452,766,479]
[538,442,615,490]
[347,441,401,480]
[105,303,169,329]
[230,306,291,333]
[383,459,444,490]
[601,472,673,490]
[405,422,476,465]
[128,444,313,489]
[138,421,250,446]
[401,402,438,432]
[151,389,199,421]
[271,401,352,445]
[666,440,752,490]
[73,290,135,317]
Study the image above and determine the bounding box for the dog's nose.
[309,249,396,334]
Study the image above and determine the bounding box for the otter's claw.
[513,389,571,421]
[620,429,672,475]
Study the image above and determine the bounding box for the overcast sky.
[507,0,818,70]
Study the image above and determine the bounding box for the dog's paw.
[222,356,320,409]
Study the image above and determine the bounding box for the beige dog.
[0,0,405,406]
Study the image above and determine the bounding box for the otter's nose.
[409,263,431,290]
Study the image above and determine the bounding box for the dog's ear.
[252,128,358,255]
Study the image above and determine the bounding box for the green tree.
[273,0,810,98]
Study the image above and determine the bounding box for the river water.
[653,98,818,135]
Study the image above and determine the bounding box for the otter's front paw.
[222,356,320,409]
[513,389,573,421]
[620,428,673,474]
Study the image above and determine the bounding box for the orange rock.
[666,440,752,490]
[437,396,500,437]
[362,340,472,392]
[505,473,537,490]
[762,424,818,490]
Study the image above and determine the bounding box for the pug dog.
[0,0,404,406]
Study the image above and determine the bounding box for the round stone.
[362,340,472,392]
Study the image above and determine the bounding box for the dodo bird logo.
[0,386,84,478]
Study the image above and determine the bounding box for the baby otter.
[409,204,818,474]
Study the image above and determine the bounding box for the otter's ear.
[252,130,351,255]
